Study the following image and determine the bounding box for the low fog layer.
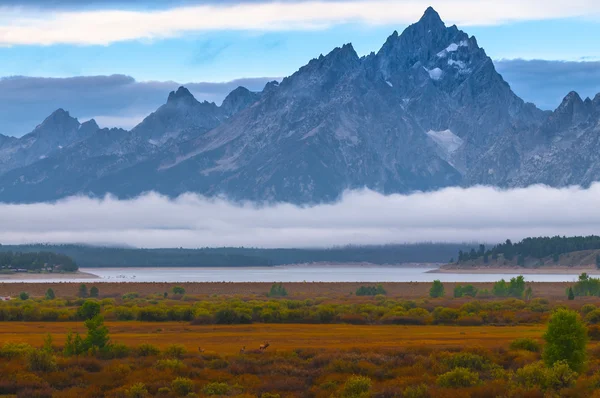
[1,184,599,248]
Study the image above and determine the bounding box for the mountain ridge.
[0,7,598,203]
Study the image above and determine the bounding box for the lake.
[1,265,596,283]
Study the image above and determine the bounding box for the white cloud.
[87,115,147,130]
[2,184,600,248]
[0,0,599,46]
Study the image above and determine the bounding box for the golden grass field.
[0,281,577,299]
[0,322,550,355]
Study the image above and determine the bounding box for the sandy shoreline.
[430,266,598,274]
[0,270,99,280]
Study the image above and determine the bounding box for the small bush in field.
[510,338,541,352]
[126,382,148,398]
[443,352,489,371]
[136,343,160,357]
[437,367,480,388]
[172,286,186,295]
[342,375,372,397]
[268,283,288,297]
[202,382,229,396]
[581,304,597,314]
[122,292,140,300]
[0,342,33,358]
[589,325,600,341]
[164,344,187,359]
[515,360,576,390]
[90,286,99,298]
[27,350,57,372]
[356,285,386,296]
[156,359,184,371]
[403,384,429,398]
[19,291,30,300]
[171,377,195,396]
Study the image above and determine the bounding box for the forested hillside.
[0,243,473,268]
[454,236,600,268]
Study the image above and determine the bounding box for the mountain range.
[0,7,599,204]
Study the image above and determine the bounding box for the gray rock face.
[0,7,598,203]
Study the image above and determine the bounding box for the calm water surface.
[2,266,597,283]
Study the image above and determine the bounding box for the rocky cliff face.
[0,7,598,203]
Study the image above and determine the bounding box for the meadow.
[1,280,600,397]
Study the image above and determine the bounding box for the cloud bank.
[2,184,600,248]
[1,0,599,46]
[496,59,600,110]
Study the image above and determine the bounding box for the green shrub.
[342,375,372,397]
[356,285,386,296]
[122,292,140,300]
[90,286,99,298]
[515,360,577,390]
[172,286,186,295]
[454,284,478,298]
[202,382,229,396]
[164,344,187,359]
[0,342,33,358]
[510,338,541,352]
[156,359,184,371]
[19,291,30,300]
[171,377,195,396]
[78,284,88,298]
[268,283,288,297]
[436,367,480,388]
[78,300,101,320]
[137,343,160,357]
[45,288,55,300]
[443,352,489,371]
[403,384,429,398]
[27,350,57,372]
[429,280,444,298]
[581,304,597,315]
[543,309,588,372]
[126,383,148,398]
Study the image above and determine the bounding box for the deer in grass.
[198,347,205,353]
[240,346,246,354]
[259,342,270,351]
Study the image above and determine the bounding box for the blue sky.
[1,0,600,136]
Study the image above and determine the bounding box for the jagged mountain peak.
[418,6,445,30]
[561,91,584,106]
[221,86,259,116]
[167,86,198,105]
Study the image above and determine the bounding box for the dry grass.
[0,281,577,299]
[0,322,547,354]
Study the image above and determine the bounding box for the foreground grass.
[0,322,547,354]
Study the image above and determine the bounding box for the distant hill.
[446,236,600,269]
[0,243,474,268]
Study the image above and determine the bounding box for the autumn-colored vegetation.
[1,281,600,397]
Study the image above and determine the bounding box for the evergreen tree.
[78,284,88,298]
[84,315,110,351]
[568,287,575,300]
[89,286,99,298]
[45,288,55,300]
[429,280,445,298]
[596,254,600,269]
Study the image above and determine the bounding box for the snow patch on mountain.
[426,129,464,154]
[425,67,443,80]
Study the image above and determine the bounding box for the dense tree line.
[0,251,77,272]
[0,243,473,268]
[457,236,600,263]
